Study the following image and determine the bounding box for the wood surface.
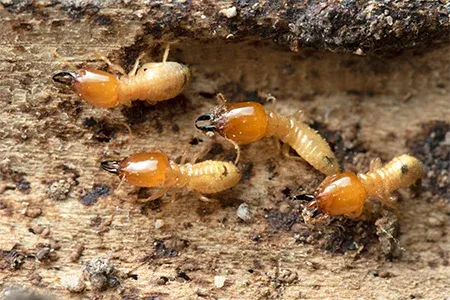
[0,1,449,299]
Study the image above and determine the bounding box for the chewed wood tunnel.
[195,94,340,175]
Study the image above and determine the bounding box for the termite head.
[53,69,120,108]
[195,101,268,144]
[100,160,121,174]
[195,113,217,137]
[313,172,368,217]
[100,152,170,188]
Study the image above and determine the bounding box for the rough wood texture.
[1,1,450,299]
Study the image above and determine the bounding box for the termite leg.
[266,94,277,110]
[140,185,171,202]
[170,189,178,202]
[121,122,134,153]
[369,158,382,172]
[162,44,170,63]
[281,143,303,161]
[49,48,78,72]
[129,52,146,76]
[113,175,127,196]
[180,144,191,164]
[194,191,215,202]
[216,93,227,105]
[305,213,330,224]
[190,145,211,164]
[273,138,281,154]
[376,194,397,210]
[225,137,241,165]
[292,109,309,123]
[93,51,126,75]
[345,206,363,219]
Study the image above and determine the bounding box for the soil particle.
[407,121,450,203]
[151,238,189,259]
[61,274,86,293]
[156,276,168,285]
[176,271,191,282]
[375,212,401,259]
[0,249,25,270]
[83,257,120,291]
[240,162,253,181]
[237,202,252,221]
[15,180,31,194]
[83,117,118,143]
[264,209,300,231]
[68,244,85,263]
[24,207,42,219]
[120,95,189,127]
[34,247,51,262]
[28,225,44,235]
[46,178,75,201]
[80,184,111,206]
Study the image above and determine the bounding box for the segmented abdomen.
[178,160,241,194]
[359,154,424,199]
[265,111,340,175]
[118,62,190,104]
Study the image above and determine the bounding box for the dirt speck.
[156,276,169,285]
[16,180,31,194]
[61,273,86,293]
[407,121,450,203]
[80,184,111,206]
[24,207,42,219]
[83,117,118,143]
[0,249,25,270]
[240,163,254,181]
[35,247,52,262]
[264,209,300,231]
[68,244,85,263]
[46,178,75,201]
[375,212,401,259]
[83,257,120,291]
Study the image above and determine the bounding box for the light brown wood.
[1,1,449,299]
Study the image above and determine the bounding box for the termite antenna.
[49,48,78,72]
[266,94,277,110]
[225,137,241,165]
[93,51,126,75]
[114,175,126,196]
[52,71,77,85]
[121,123,134,153]
[100,160,121,174]
[216,93,227,105]
[162,43,170,63]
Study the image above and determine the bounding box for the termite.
[100,151,241,202]
[302,154,424,220]
[51,45,191,108]
[194,94,340,175]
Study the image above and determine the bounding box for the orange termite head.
[53,69,120,108]
[100,152,170,188]
[195,101,268,144]
[312,172,368,217]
